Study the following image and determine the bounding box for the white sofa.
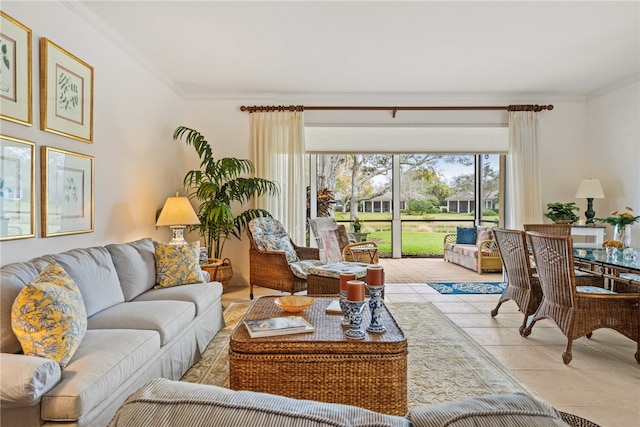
[0,238,224,427]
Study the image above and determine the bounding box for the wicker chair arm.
[295,245,320,260]
[444,234,457,244]
[479,239,500,256]
[343,241,378,251]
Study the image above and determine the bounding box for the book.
[326,299,343,314]
[244,316,314,338]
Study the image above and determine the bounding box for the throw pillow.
[11,261,87,368]
[154,241,205,289]
[476,226,494,244]
[320,229,343,264]
[456,226,477,244]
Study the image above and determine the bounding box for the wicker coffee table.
[229,295,408,415]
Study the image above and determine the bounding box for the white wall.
[586,78,640,246]
[0,2,188,265]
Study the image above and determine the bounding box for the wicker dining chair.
[491,228,542,336]
[523,223,571,235]
[524,232,640,364]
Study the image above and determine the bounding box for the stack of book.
[244,316,314,338]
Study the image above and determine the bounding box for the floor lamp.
[575,179,605,224]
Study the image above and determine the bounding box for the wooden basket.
[201,258,233,289]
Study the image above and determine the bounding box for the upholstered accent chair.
[308,217,379,264]
[246,217,325,299]
[524,232,640,364]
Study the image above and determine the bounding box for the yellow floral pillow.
[154,241,204,289]
[11,261,87,368]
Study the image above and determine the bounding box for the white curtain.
[249,110,306,245]
[506,111,543,229]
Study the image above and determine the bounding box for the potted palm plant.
[173,126,279,287]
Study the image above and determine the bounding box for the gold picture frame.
[41,146,94,237]
[40,38,93,143]
[0,135,35,240]
[0,12,33,126]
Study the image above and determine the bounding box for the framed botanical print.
[0,135,35,240]
[41,146,94,237]
[0,12,32,126]
[40,38,93,143]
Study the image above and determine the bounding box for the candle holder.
[365,284,386,333]
[344,300,366,339]
[339,290,350,327]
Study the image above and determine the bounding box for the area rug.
[427,281,507,295]
[181,301,528,407]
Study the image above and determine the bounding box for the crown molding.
[61,0,186,98]
[586,73,640,101]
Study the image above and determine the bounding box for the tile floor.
[222,258,640,427]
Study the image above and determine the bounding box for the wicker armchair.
[308,217,379,264]
[524,232,640,364]
[491,228,542,336]
[247,218,324,299]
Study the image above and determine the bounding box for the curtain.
[506,111,543,229]
[249,110,306,245]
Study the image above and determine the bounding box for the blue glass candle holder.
[344,300,366,340]
[365,284,386,333]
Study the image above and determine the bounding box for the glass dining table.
[573,247,640,291]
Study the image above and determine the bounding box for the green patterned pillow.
[154,241,205,289]
[11,261,87,368]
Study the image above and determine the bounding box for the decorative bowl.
[274,296,315,313]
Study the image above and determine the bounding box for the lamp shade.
[156,195,200,226]
[575,179,604,199]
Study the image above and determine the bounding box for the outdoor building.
[446,190,498,213]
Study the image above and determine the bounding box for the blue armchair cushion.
[456,227,477,245]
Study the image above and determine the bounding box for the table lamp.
[575,179,604,224]
[156,193,200,244]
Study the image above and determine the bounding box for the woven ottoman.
[229,295,407,415]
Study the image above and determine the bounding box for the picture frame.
[0,12,33,126]
[40,38,93,143]
[41,146,94,237]
[0,135,35,240]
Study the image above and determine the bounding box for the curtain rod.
[240,104,554,118]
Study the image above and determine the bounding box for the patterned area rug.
[427,281,507,295]
[181,301,527,407]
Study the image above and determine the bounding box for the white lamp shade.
[156,196,200,226]
[575,179,604,199]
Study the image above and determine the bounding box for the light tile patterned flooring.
[222,258,640,427]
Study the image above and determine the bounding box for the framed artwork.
[40,38,93,143]
[41,146,94,237]
[0,12,32,126]
[0,135,35,240]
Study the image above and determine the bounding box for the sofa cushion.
[133,283,222,316]
[106,238,156,301]
[456,226,477,244]
[154,241,205,289]
[1,258,60,354]
[41,329,160,422]
[50,247,125,317]
[11,262,87,367]
[450,244,479,258]
[0,353,61,407]
[407,392,566,427]
[87,301,195,345]
[109,378,409,427]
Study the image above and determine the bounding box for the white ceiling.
[76,0,640,98]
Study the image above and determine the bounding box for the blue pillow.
[456,227,477,244]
